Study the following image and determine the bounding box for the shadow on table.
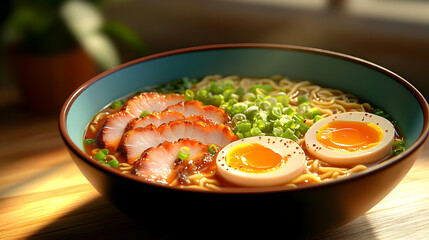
[27,196,174,240]
[27,195,378,240]
[308,215,377,240]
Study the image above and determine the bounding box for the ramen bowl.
[59,44,429,238]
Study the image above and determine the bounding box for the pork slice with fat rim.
[121,119,238,164]
[97,92,185,152]
[133,139,213,184]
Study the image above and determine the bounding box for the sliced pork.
[97,92,185,151]
[128,111,216,130]
[128,111,185,130]
[122,119,238,164]
[166,100,230,125]
[133,139,216,184]
[97,111,134,151]
[125,92,185,117]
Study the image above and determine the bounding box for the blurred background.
[1,0,429,114]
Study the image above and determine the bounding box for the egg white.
[216,136,306,187]
[304,112,395,166]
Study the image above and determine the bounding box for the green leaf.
[60,0,120,69]
[102,21,147,56]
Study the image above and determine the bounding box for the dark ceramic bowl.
[59,44,429,238]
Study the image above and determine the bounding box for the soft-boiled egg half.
[304,112,395,166]
[216,136,306,187]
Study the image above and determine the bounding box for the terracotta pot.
[7,47,97,114]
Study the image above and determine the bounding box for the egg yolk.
[316,120,383,152]
[225,143,286,173]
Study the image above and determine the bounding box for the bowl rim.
[59,43,429,194]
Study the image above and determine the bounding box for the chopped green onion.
[273,127,283,137]
[250,127,262,136]
[373,108,390,119]
[195,89,209,102]
[297,123,310,134]
[275,94,289,105]
[244,105,259,121]
[230,102,248,115]
[99,160,110,166]
[298,94,310,105]
[260,100,272,111]
[185,89,194,100]
[222,89,234,101]
[393,141,406,148]
[84,139,95,144]
[227,98,239,106]
[135,89,146,95]
[273,119,283,128]
[235,86,245,98]
[242,131,251,138]
[108,159,120,168]
[222,79,234,89]
[274,102,284,110]
[249,84,273,95]
[236,122,251,133]
[94,149,109,161]
[210,94,224,106]
[100,149,109,155]
[268,108,282,120]
[208,144,219,154]
[264,96,277,106]
[94,152,106,161]
[254,119,267,130]
[182,77,196,89]
[229,93,240,101]
[293,113,305,122]
[393,146,405,155]
[140,110,151,118]
[283,128,298,141]
[392,140,406,155]
[110,101,123,109]
[178,147,191,161]
[254,88,267,97]
[283,107,294,116]
[297,104,310,115]
[232,113,247,125]
[301,106,322,119]
[209,82,224,95]
[242,92,256,102]
[251,110,265,121]
[309,108,322,118]
[313,115,324,123]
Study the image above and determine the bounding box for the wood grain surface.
[1,92,428,240]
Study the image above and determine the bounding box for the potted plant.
[3,0,146,113]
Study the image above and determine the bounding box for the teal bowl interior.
[60,44,429,237]
[65,44,427,153]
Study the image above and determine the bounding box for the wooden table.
[1,92,428,240]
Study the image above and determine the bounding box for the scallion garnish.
[208,144,219,154]
[94,149,109,161]
[108,159,120,168]
[392,140,406,155]
[178,147,191,161]
[298,94,310,105]
[84,139,95,144]
[140,110,151,118]
[110,101,123,109]
[185,89,194,101]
